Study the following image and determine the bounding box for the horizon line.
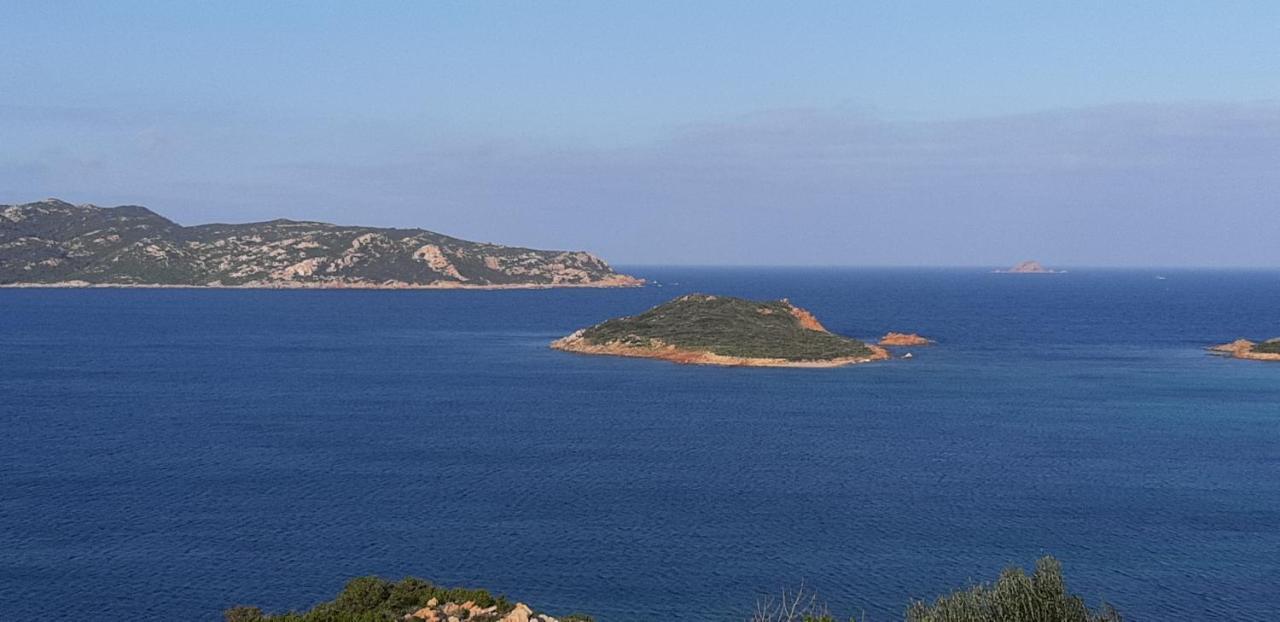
[616,263,1280,271]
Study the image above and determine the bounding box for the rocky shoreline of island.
[1209,339,1280,362]
[551,330,891,367]
[551,294,918,368]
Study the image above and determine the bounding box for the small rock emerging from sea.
[878,332,934,347]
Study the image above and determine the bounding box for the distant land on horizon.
[0,199,641,289]
[994,260,1067,274]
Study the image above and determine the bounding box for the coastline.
[0,277,644,290]
[550,331,891,368]
[1209,339,1280,362]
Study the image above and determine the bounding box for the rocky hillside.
[0,199,641,288]
[553,294,888,367]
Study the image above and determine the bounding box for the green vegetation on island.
[554,294,882,364]
[1209,338,1280,361]
[229,556,1117,622]
[1252,339,1280,354]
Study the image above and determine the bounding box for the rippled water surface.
[2,268,1279,621]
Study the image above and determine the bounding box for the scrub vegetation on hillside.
[577,294,874,361]
[753,557,1120,622]
[228,556,1118,622]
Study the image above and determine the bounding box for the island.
[551,294,889,367]
[0,198,642,289]
[1209,338,1280,362]
[995,260,1065,274]
[878,332,933,346]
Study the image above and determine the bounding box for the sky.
[2,1,1278,266]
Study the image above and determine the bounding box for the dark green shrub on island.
[1252,339,1280,354]
[566,294,876,362]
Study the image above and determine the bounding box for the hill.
[0,198,641,288]
[551,294,888,367]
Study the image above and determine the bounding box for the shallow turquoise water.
[1,268,1278,620]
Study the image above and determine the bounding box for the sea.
[1,267,1278,621]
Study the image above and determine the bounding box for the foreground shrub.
[905,556,1120,622]
[228,555,1116,622]
[225,575,511,622]
[750,556,1118,622]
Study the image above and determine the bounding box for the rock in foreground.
[1209,338,1280,362]
[223,576,592,622]
[552,294,888,367]
[0,198,641,288]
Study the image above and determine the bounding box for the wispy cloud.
[3,102,1279,266]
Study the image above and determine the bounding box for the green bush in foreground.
[751,557,1119,622]
[905,557,1120,622]
[224,575,513,622]
[230,556,1114,622]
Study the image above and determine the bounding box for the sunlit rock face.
[0,199,642,289]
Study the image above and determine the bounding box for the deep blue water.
[2,268,1279,621]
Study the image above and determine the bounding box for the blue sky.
[3,1,1278,266]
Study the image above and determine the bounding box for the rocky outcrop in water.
[995,260,1064,274]
[0,198,641,289]
[878,332,933,346]
[1209,338,1280,362]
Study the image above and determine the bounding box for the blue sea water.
[1,268,1278,621]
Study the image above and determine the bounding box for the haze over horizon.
[3,2,1278,267]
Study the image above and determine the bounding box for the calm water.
[2,268,1278,621]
